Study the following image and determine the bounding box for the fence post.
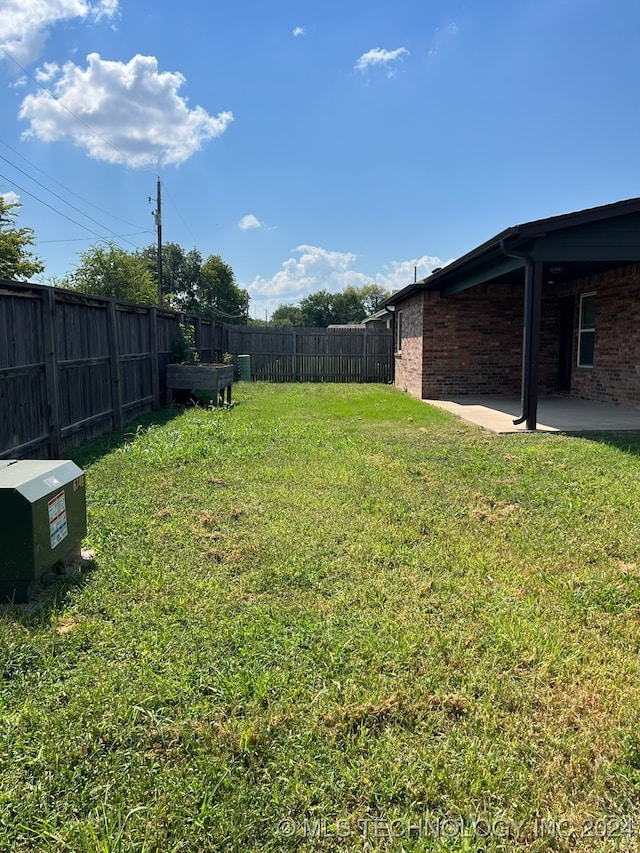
[107,300,124,431]
[195,316,203,360]
[42,287,62,457]
[292,328,297,381]
[149,306,160,409]
[361,327,368,382]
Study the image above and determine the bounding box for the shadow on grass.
[570,430,640,458]
[0,553,98,627]
[69,405,184,469]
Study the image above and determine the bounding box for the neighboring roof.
[362,307,392,324]
[387,196,640,306]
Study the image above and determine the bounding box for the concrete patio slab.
[425,396,640,434]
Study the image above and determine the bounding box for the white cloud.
[19,53,234,167]
[0,0,119,67]
[239,214,263,230]
[93,0,119,19]
[35,62,61,83]
[292,26,305,37]
[355,47,409,74]
[376,256,451,291]
[249,245,372,304]
[247,249,453,314]
[1,191,20,207]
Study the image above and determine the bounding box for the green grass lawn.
[2,383,640,851]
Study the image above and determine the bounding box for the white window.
[577,292,596,368]
[395,310,403,353]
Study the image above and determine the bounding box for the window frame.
[577,291,596,368]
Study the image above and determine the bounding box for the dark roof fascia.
[385,196,640,307]
[514,195,640,241]
[385,226,517,306]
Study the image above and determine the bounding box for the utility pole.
[151,178,163,307]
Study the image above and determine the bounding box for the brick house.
[386,197,640,429]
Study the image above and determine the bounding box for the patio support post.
[500,239,542,430]
[523,260,543,430]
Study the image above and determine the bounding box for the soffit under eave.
[390,205,640,305]
[530,239,640,264]
[438,232,640,297]
[529,213,640,262]
[438,254,525,297]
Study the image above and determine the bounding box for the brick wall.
[562,264,640,407]
[394,264,640,406]
[539,295,562,394]
[393,293,424,398]
[421,283,523,398]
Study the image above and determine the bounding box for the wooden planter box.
[166,363,233,406]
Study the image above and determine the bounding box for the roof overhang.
[386,196,640,306]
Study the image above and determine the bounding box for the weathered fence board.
[0,280,225,459]
[226,326,393,383]
[1,281,392,459]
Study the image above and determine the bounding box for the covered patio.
[427,395,640,434]
[388,197,640,430]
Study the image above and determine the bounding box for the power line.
[0,137,147,230]
[162,180,201,248]
[0,170,108,240]
[0,152,142,249]
[38,231,152,245]
[0,48,198,265]
[209,305,247,319]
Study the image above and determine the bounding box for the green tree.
[198,254,248,324]
[360,283,390,316]
[332,286,366,324]
[0,194,44,281]
[299,289,334,327]
[270,303,303,326]
[139,242,203,310]
[291,283,391,327]
[67,242,156,303]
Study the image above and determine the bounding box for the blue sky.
[1,0,639,319]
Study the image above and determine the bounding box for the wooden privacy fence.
[226,326,393,383]
[1,280,393,459]
[0,280,224,459]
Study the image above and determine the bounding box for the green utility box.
[0,459,87,603]
[238,354,252,381]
